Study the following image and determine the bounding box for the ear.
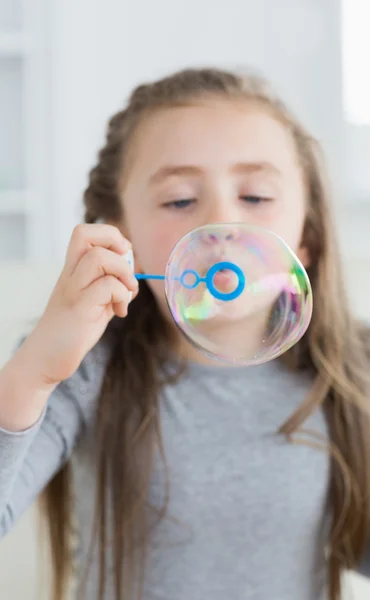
[297,245,310,268]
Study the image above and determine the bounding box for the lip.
[212,268,238,292]
[197,253,237,273]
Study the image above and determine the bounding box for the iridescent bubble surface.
[164,223,313,365]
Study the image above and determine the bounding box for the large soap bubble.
[135,223,313,365]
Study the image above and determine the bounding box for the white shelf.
[0,190,29,215]
[0,0,54,261]
[0,33,28,56]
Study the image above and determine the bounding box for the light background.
[0,0,370,597]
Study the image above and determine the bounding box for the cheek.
[273,198,306,253]
[131,223,178,275]
[133,225,178,313]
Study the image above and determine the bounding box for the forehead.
[124,100,301,183]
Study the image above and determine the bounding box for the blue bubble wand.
[135,260,245,302]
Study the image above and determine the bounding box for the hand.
[23,223,138,386]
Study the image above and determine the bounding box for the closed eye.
[163,199,196,209]
[240,195,272,204]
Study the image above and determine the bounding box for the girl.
[0,67,369,600]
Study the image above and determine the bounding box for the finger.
[71,246,138,293]
[81,275,131,316]
[64,223,130,277]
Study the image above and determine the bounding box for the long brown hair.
[40,67,370,600]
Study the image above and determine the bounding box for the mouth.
[212,267,239,293]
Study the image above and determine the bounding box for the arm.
[0,334,111,537]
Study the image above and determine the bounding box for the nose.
[207,228,238,243]
[205,207,241,242]
[202,191,243,243]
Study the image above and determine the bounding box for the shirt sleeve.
[0,333,112,538]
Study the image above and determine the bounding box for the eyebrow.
[149,161,281,185]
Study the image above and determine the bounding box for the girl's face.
[119,99,309,319]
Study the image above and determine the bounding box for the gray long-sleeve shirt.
[0,329,369,599]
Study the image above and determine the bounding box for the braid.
[83,108,130,224]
